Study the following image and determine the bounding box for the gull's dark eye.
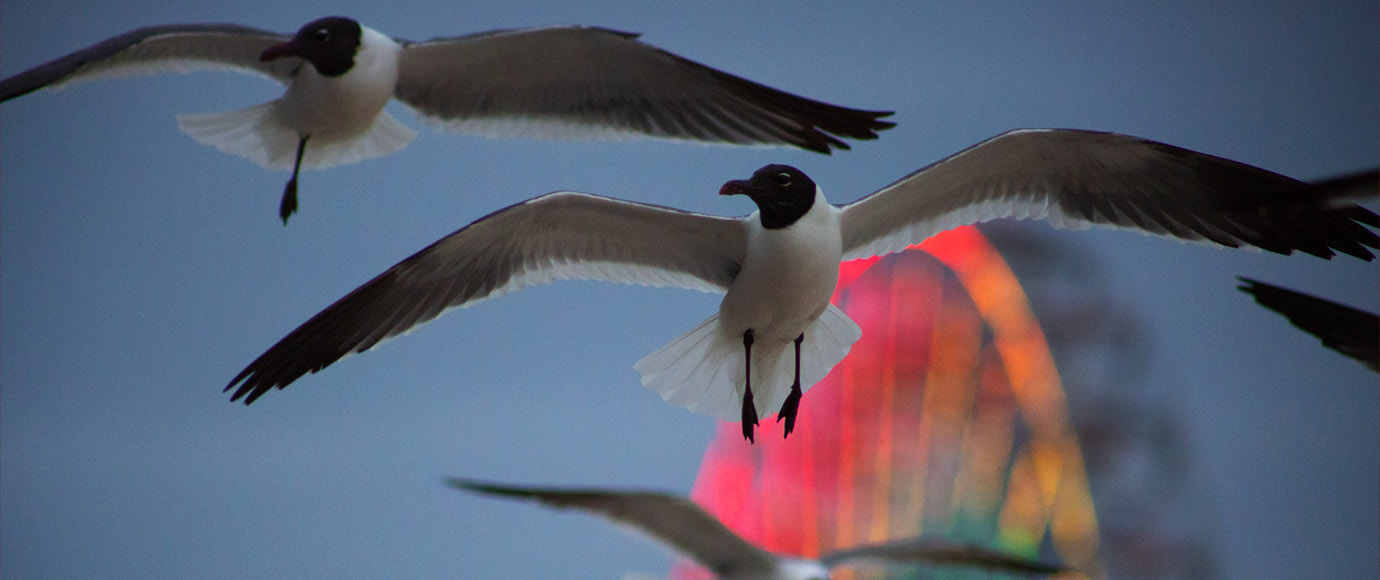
[313,28,330,41]
[776,172,792,187]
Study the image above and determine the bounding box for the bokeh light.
[679,227,1103,579]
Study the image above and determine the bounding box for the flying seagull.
[445,478,1068,578]
[0,16,894,223]
[1236,278,1378,372]
[223,128,1379,441]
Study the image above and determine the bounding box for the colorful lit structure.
[680,227,1104,579]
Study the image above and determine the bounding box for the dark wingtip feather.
[1237,277,1380,371]
[1,76,44,102]
[1205,165,1380,260]
[443,478,544,499]
[697,58,899,152]
[444,477,501,494]
[1342,205,1380,229]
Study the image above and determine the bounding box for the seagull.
[222,128,1379,441]
[0,16,894,223]
[445,478,1068,578]
[1236,278,1378,372]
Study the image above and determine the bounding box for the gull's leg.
[741,329,759,442]
[776,333,804,438]
[279,135,310,224]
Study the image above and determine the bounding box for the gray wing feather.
[446,479,777,576]
[1,23,294,101]
[819,536,1066,575]
[394,26,893,152]
[838,129,1378,261]
[225,192,746,403]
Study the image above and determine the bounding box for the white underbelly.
[718,206,842,344]
[278,73,392,139]
[278,27,400,140]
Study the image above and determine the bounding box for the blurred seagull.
[1237,278,1378,372]
[0,16,894,223]
[223,129,1379,441]
[445,478,1068,578]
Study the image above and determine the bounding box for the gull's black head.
[260,17,363,77]
[719,164,817,229]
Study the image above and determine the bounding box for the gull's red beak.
[719,179,752,196]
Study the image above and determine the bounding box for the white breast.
[278,26,402,139]
[717,188,842,344]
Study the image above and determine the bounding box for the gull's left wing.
[393,26,894,151]
[838,129,1378,261]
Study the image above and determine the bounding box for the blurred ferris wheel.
[675,225,1216,580]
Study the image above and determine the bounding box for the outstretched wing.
[1,23,295,101]
[838,129,1378,261]
[446,478,776,577]
[393,26,893,152]
[225,192,746,403]
[820,536,1067,575]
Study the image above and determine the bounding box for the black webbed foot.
[280,134,310,225]
[741,387,759,442]
[775,333,805,438]
[776,383,802,438]
[279,178,299,224]
[741,329,758,443]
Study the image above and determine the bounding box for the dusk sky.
[2,1,1375,579]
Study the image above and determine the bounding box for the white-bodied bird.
[223,129,1379,441]
[0,16,894,222]
[445,478,1068,578]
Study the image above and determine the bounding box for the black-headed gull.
[0,16,894,222]
[1236,278,1378,372]
[222,129,1379,441]
[445,478,1068,578]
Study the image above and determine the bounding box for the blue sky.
[1,1,1375,579]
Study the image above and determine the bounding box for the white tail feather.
[176,102,416,171]
[635,304,862,422]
